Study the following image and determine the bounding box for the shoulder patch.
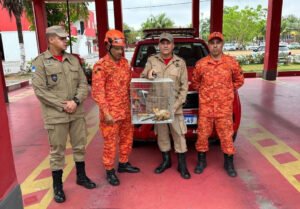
[93,65,101,73]
[31,65,36,72]
[93,58,109,73]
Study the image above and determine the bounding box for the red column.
[210,0,224,33]
[263,0,283,80]
[0,58,8,103]
[95,0,109,58]
[192,0,200,37]
[0,58,23,208]
[32,0,47,53]
[114,0,123,32]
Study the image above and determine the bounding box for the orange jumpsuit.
[92,54,133,170]
[192,54,244,154]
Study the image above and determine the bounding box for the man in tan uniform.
[141,33,190,179]
[32,25,96,203]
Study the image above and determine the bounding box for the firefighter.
[141,32,191,179]
[192,32,244,177]
[32,25,96,203]
[92,29,140,186]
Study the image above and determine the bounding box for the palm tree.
[141,13,175,30]
[0,0,26,72]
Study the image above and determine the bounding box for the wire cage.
[130,78,174,124]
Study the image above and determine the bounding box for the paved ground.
[5,77,300,209]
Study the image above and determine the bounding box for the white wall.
[1,30,93,74]
[1,31,38,62]
[66,35,92,57]
[78,35,89,56]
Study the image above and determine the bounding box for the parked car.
[245,45,258,51]
[130,28,242,142]
[279,41,289,46]
[253,45,291,63]
[288,42,300,49]
[223,43,236,51]
[235,43,244,50]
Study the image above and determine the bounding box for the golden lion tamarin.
[153,108,171,120]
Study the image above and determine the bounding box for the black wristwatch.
[73,97,80,106]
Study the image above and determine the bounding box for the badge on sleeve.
[51,74,58,82]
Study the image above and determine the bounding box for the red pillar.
[95,0,109,58]
[192,0,200,37]
[32,0,48,53]
[263,0,283,80]
[210,0,224,33]
[113,0,123,32]
[0,59,23,208]
[0,58,8,103]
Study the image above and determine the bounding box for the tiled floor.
[6,77,300,209]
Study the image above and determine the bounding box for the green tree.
[123,23,141,44]
[0,0,26,72]
[200,17,210,40]
[223,5,267,46]
[281,15,300,42]
[141,13,174,30]
[23,1,89,30]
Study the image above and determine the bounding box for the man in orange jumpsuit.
[192,32,244,177]
[92,30,140,186]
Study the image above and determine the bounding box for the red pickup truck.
[130,28,241,142]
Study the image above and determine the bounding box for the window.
[134,42,208,68]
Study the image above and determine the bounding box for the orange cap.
[104,29,126,47]
[208,32,224,42]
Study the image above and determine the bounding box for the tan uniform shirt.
[141,54,188,114]
[32,50,88,125]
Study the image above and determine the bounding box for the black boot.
[75,162,97,189]
[52,170,65,203]
[155,151,171,174]
[224,154,237,177]
[106,169,120,186]
[177,153,191,179]
[194,152,207,174]
[118,162,140,173]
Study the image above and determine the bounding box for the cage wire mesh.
[130,78,174,124]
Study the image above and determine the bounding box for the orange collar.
[103,54,126,66]
[208,54,226,64]
[100,54,128,71]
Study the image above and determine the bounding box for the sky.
[88,0,300,30]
